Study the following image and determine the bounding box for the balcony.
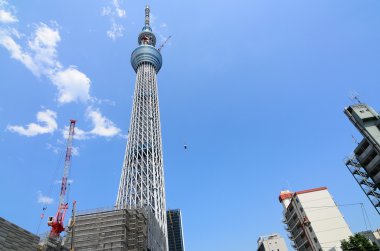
[295,234,307,248]
[285,206,295,220]
[291,225,303,239]
[287,216,300,231]
[366,154,380,175]
[287,233,295,240]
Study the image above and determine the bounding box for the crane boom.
[48,119,76,238]
[158,35,172,51]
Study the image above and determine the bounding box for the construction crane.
[47,119,76,238]
[158,35,172,51]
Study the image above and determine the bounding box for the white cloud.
[28,23,61,72]
[51,67,91,103]
[88,108,121,137]
[102,0,126,18]
[0,18,92,104]
[0,9,17,23]
[63,125,90,140]
[7,109,58,137]
[107,21,124,40]
[101,6,112,16]
[0,1,17,24]
[61,107,121,139]
[102,0,126,40]
[113,0,126,18]
[0,30,40,75]
[37,190,54,205]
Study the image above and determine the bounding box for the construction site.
[0,5,181,251]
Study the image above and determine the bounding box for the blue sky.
[0,0,380,250]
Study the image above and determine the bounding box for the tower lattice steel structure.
[116,4,167,241]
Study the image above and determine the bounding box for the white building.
[279,187,352,251]
[358,229,380,247]
[257,233,288,251]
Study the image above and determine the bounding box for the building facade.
[167,210,185,251]
[257,233,288,251]
[344,104,380,214]
[115,5,168,249]
[279,187,352,251]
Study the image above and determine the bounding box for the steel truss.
[116,62,167,238]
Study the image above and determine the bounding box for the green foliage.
[341,234,379,251]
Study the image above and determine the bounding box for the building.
[279,187,352,251]
[167,209,185,251]
[357,229,380,247]
[344,104,380,214]
[63,208,166,251]
[257,233,288,251]
[115,4,168,249]
[0,217,40,251]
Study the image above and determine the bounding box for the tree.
[341,234,379,251]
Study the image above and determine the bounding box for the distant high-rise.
[167,209,185,251]
[257,233,288,251]
[279,187,352,251]
[344,104,380,214]
[115,4,168,248]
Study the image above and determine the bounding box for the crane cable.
[36,146,66,235]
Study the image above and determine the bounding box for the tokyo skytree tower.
[116,5,167,238]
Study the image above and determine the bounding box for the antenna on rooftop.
[349,91,362,104]
[351,135,359,145]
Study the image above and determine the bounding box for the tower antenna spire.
[145,5,150,27]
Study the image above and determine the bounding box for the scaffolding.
[63,208,166,251]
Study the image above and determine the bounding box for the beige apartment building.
[279,187,352,251]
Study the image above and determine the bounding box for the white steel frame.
[116,62,167,238]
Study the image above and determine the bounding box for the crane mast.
[48,119,76,238]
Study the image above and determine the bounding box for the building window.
[296,198,299,203]
[314,237,318,243]
[300,207,303,212]
[309,226,313,232]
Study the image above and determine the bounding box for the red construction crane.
[47,119,76,238]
